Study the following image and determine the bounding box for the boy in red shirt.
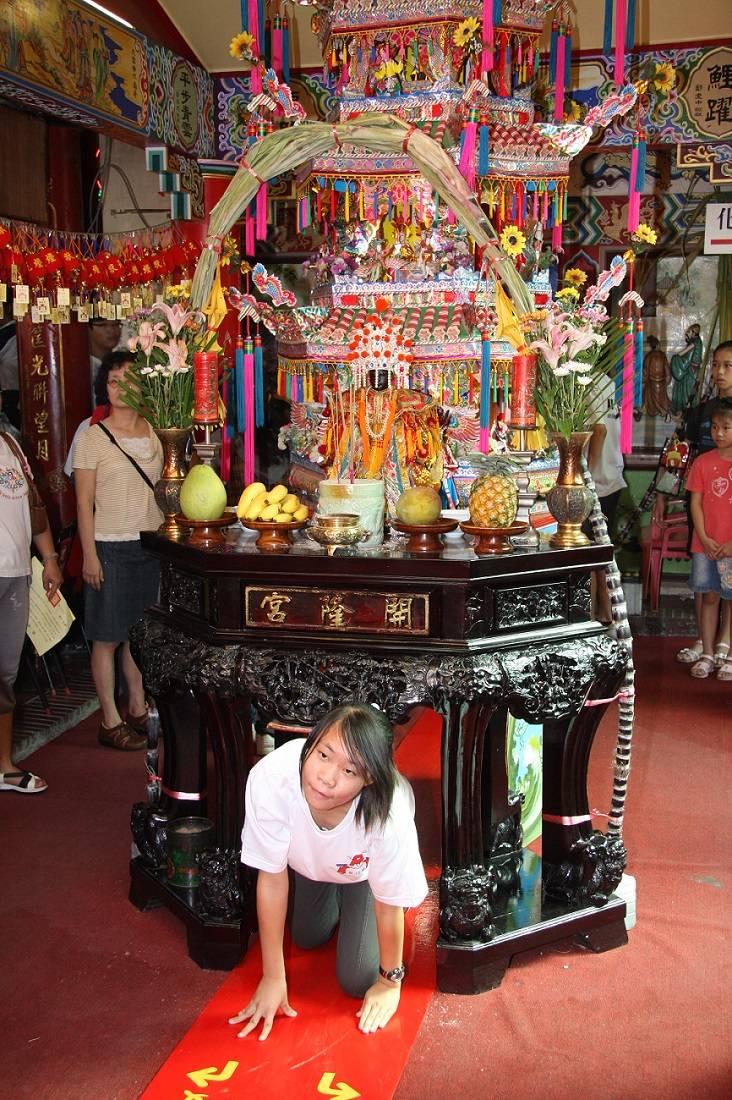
[685,398,732,679]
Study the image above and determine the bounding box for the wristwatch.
[379,964,407,983]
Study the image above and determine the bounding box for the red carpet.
[141,711,442,1100]
[1,637,730,1100]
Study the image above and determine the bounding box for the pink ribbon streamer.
[627,142,639,232]
[554,33,566,121]
[247,0,260,53]
[244,348,255,484]
[620,328,634,453]
[481,0,495,72]
[614,0,627,85]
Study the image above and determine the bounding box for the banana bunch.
[237,481,309,524]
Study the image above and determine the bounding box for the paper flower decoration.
[632,223,657,246]
[653,62,675,95]
[499,225,526,258]
[453,18,480,48]
[229,32,256,62]
[564,268,587,287]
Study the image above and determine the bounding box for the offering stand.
[129,529,628,990]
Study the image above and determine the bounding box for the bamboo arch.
[190,112,534,315]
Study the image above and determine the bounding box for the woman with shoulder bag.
[73,350,163,750]
[1,412,63,794]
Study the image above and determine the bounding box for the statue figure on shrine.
[316,380,445,514]
[642,334,671,417]
[670,324,703,415]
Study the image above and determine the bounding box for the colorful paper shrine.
[275,0,587,507]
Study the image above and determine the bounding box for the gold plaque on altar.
[244,586,430,635]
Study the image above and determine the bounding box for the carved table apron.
[129,530,628,988]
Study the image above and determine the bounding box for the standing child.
[685,398,732,680]
[229,703,428,1040]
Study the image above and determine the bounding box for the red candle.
[510,352,537,428]
[193,351,220,423]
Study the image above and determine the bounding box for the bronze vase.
[153,427,191,539]
[546,431,593,549]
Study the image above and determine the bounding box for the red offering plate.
[175,512,236,547]
[241,518,308,552]
[391,517,459,552]
[459,521,528,555]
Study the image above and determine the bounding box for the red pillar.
[15,124,90,530]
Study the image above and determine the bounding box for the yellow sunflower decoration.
[453,18,481,48]
[653,62,675,95]
[556,287,580,303]
[499,225,526,258]
[564,267,587,287]
[632,223,658,246]
[229,31,256,61]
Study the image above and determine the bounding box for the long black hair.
[299,703,398,832]
[94,349,134,406]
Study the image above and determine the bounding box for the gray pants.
[0,576,30,714]
[291,873,379,998]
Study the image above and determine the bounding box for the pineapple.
[468,455,519,529]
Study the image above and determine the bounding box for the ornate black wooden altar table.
[129,529,628,991]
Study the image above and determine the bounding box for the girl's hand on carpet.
[356,980,401,1034]
[228,976,297,1041]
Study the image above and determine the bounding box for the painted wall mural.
[0,0,146,126]
[0,0,215,159]
[572,44,732,160]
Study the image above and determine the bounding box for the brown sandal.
[127,710,149,733]
[98,721,147,751]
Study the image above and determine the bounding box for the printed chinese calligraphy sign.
[245,587,430,636]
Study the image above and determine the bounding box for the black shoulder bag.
[96,422,156,493]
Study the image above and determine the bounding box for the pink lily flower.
[150,301,205,337]
[158,337,189,372]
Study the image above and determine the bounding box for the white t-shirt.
[590,408,626,499]
[64,416,91,477]
[0,434,32,577]
[241,738,428,908]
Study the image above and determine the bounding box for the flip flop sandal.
[0,769,47,794]
[690,655,716,679]
[714,642,730,667]
[98,721,147,751]
[676,641,704,664]
[716,659,732,682]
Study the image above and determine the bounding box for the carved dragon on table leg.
[198,848,244,920]
[543,830,627,908]
[130,803,168,869]
[439,864,496,944]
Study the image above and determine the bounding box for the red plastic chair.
[644,511,690,610]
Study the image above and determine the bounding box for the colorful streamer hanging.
[479,332,491,453]
[243,336,256,484]
[603,0,634,84]
[235,335,245,435]
[458,110,479,190]
[254,333,265,427]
